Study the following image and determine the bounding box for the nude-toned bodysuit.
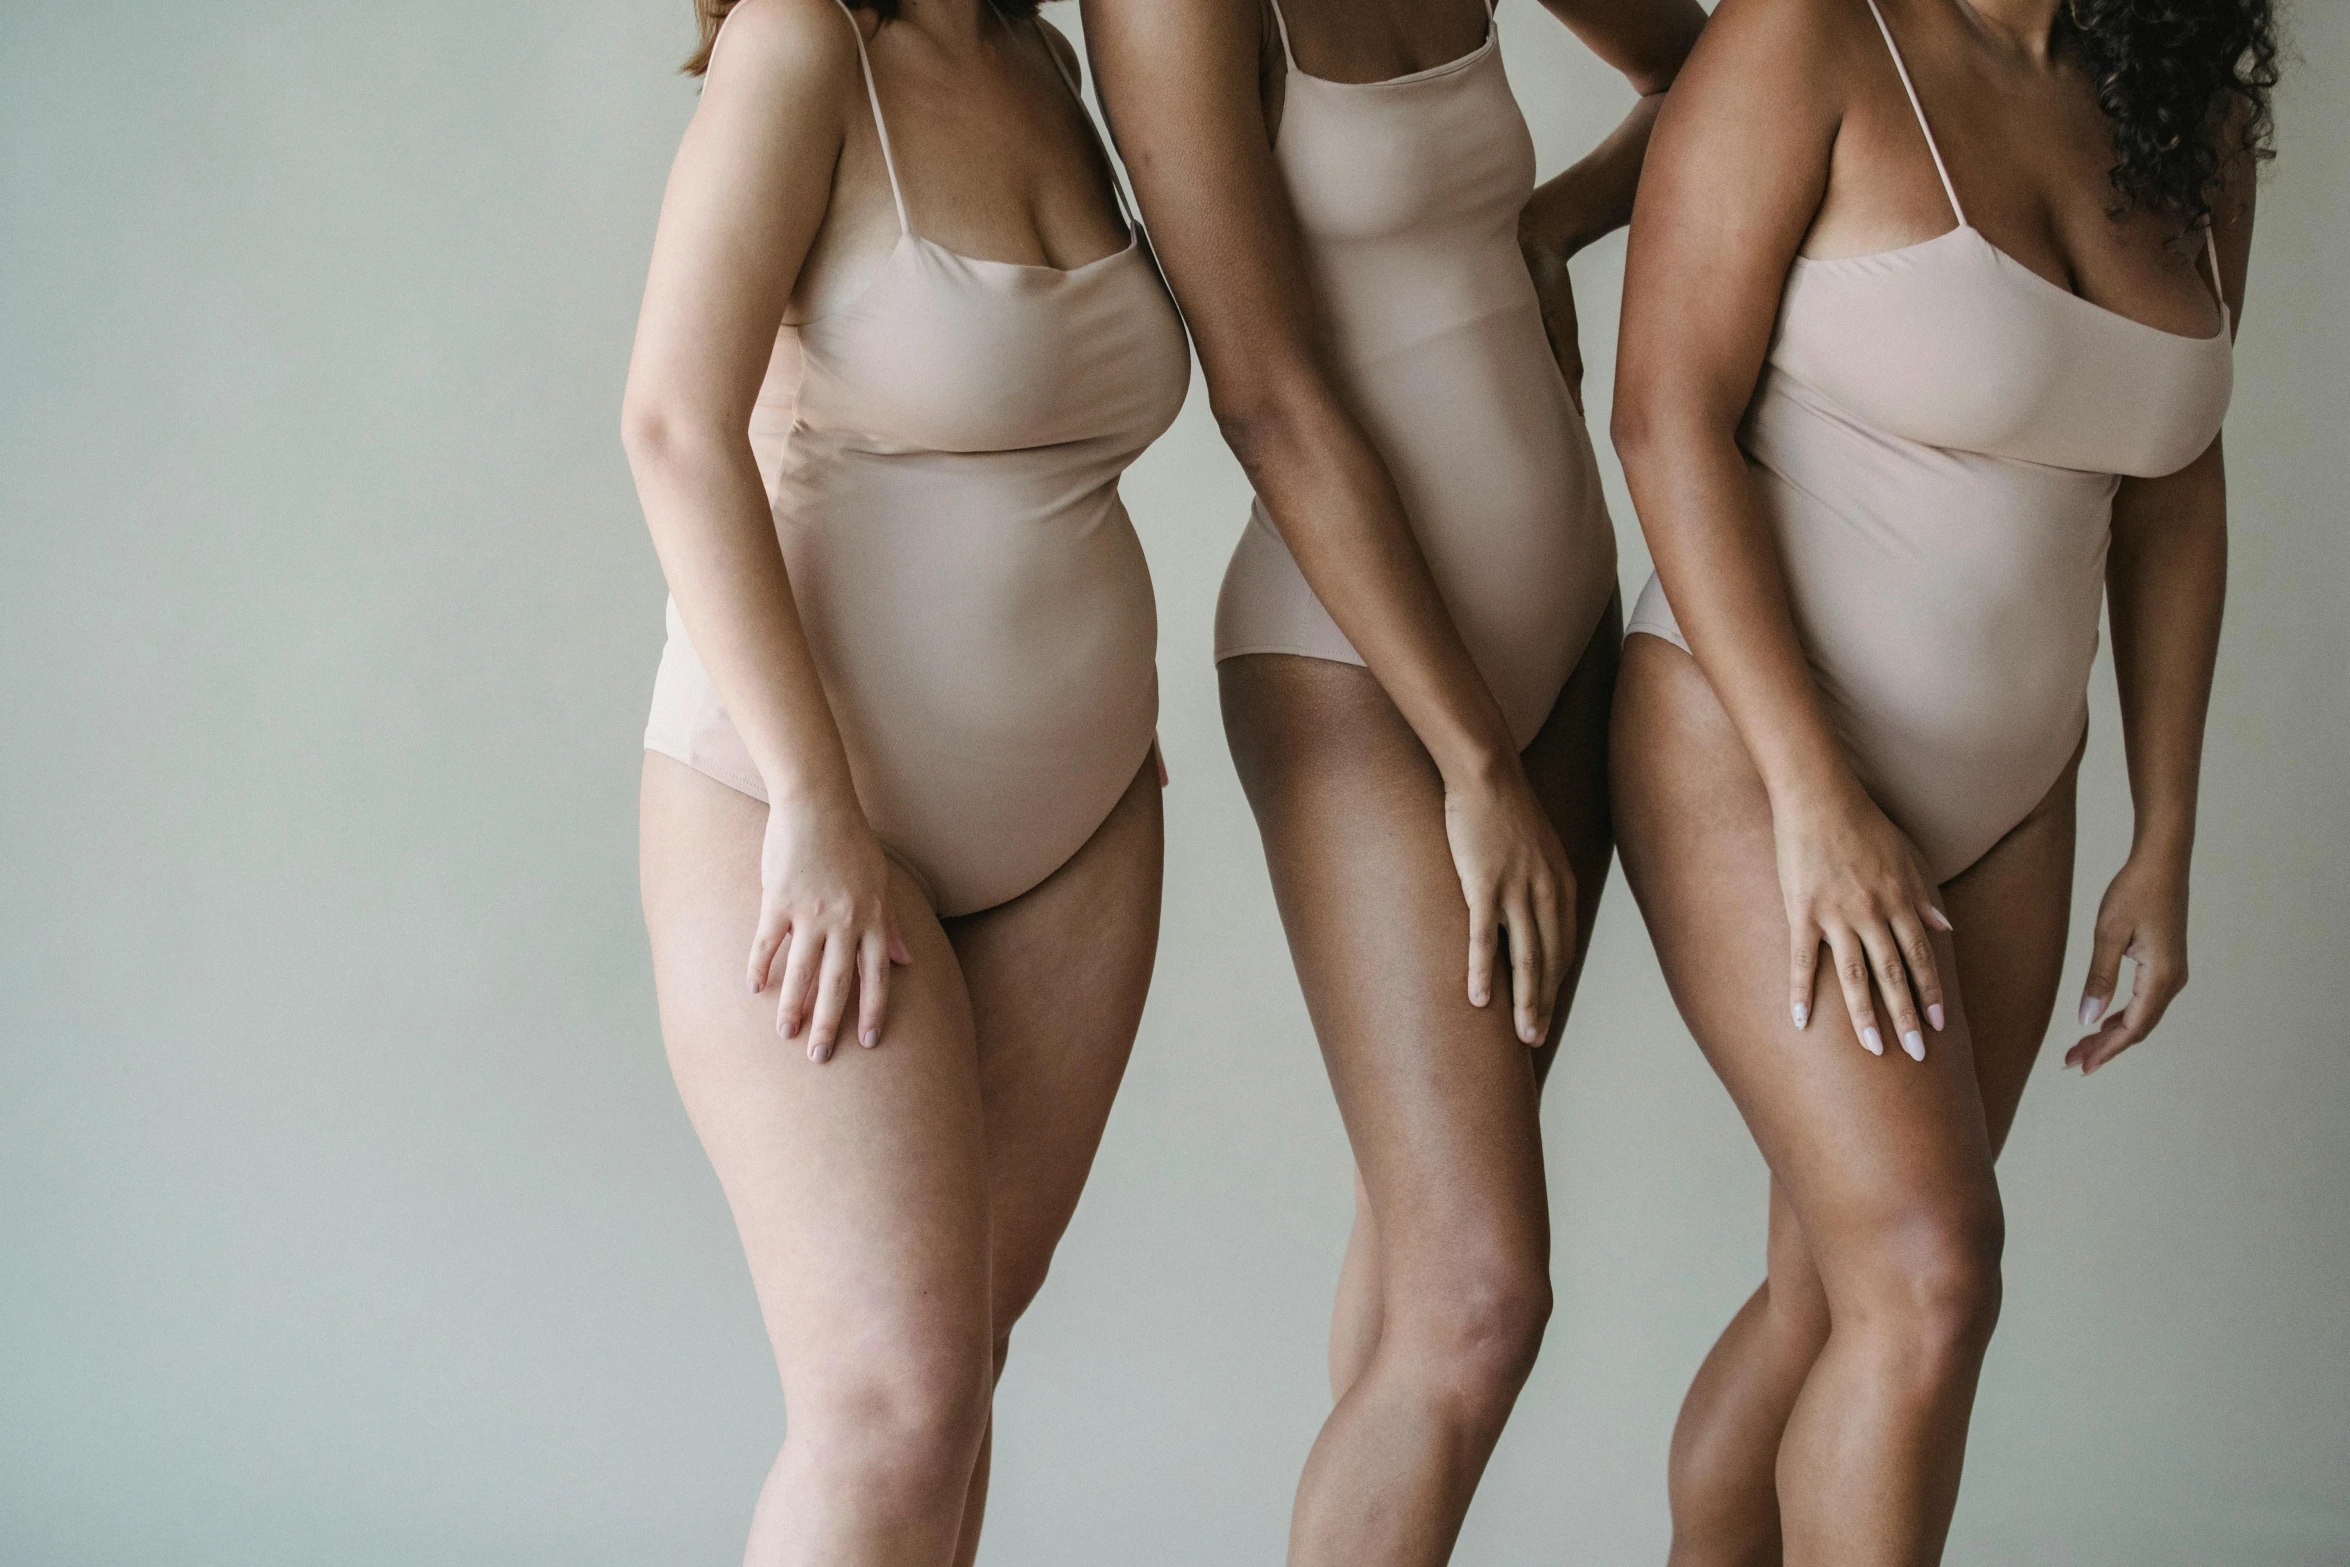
[1627,0,2233,882]
[644,5,1190,915]
[1212,0,1618,748]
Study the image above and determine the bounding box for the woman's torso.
[647,6,1191,915]
[1213,0,1617,748]
[1627,0,2233,880]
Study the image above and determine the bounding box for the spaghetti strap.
[1265,0,1297,69]
[1861,0,1966,227]
[2201,223,2227,310]
[1032,20,1137,228]
[833,0,910,234]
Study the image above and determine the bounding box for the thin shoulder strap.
[833,0,910,234]
[2201,223,2227,310]
[1265,0,1297,68]
[1033,21,1136,227]
[1860,0,1966,227]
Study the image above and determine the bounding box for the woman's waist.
[1309,240,1543,363]
[773,434,1141,524]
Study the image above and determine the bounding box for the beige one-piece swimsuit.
[1213,0,1619,749]
[1627,0,2234,882]
[644,6,1191,915]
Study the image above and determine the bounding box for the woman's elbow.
[1206,367,1336,483]
[620,388,733,478]
[619,389,679,470]
[1609,377,1668,472]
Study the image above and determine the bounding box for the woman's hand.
[1775,784,1952,1060]
[2067,850,2190,1075]
[746,792,913,1063]
[1445,763,1575,1047]
[1520,220,1585,412]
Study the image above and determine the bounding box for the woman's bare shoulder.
[700,0,867,103]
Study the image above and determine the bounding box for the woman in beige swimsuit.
[1610,0,2274,1558]
[623,0,1186,1562]
[1082,1,1699,1560]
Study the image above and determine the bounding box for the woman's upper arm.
[1613,0,1845,447]
[1079,0,1331,436]
[626,0,851,435]
[1530,0,1707,93]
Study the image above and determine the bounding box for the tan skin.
[1609,0,2247,1559]
[622,2,1168,1563]
[1081,0,1701,1561]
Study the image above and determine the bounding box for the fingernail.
[1792,1002,1809,1029]
[1902,1029,1925,1061]
[1862,1026,1884,1056]
[2080,996,2105,1028]
[1927,1003,1946,1032]
[1926,907,1955,933]
[860,1029,878,1049]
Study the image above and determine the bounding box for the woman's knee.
[794,1342,991,1496]
[1842,1195,2006,1371]
[1390,1236,1554,1408]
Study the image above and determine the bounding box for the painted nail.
[1862,1026,1884,1056]
[1927,1003,1946,1032]
[1926,907,1955,933]
[1792,1002,1809,1030]
[861,1029,879,1049]
[2080,995,2105,1028]
[1902,1030,1925,1061]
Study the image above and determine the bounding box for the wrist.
[757,760,862,821]
[1521,179,1595,262]
[1432,729,1520,797]
[1758,749,1869,829]
[2129,811,2196,869]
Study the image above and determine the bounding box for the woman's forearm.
[1524,92,1667,260]
[1220,384,1520,782]
[2107,443,2229,863]
[1617,407,1862,815]
[627,414,862,809]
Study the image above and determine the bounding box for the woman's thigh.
[641,753,993,1395]
[1221,654,1546,1275]
[1611,638,2018,1278]
[947,758,1164,1318]
[1941,753,2080,1152]
[1522,593,1622,1077]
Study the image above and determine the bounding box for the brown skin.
[1083,0,1701,1561]
[1609,0,2247,1559]
[623,3,1167,1563]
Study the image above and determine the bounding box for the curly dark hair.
[685,0,1047,77]
[2057,0,2281,228]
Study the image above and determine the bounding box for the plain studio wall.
[3,3,2344,1562]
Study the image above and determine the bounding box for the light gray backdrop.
[3,2,2344,1563]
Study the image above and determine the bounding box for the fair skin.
[621,2,1165,1563]
[1609,0,2247,1559]
[1081,1,1701,1561]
